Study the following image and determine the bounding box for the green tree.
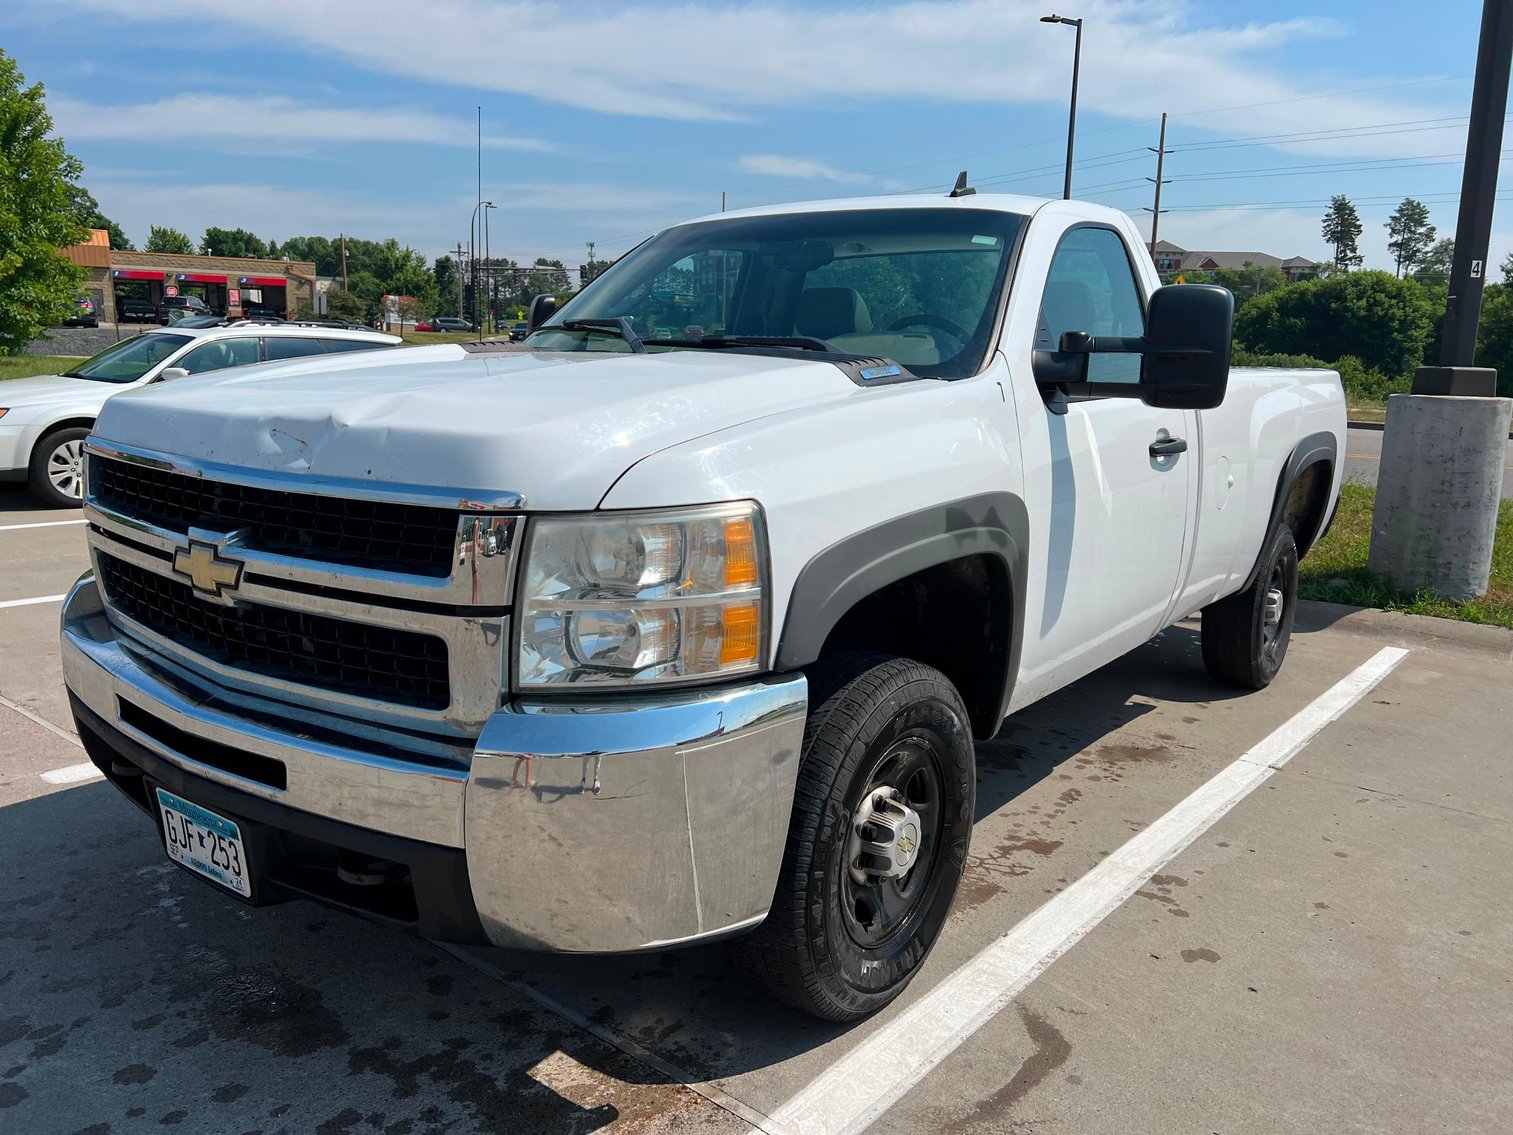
[1384,198,1435,277]
[433,254,459,311]
[201,226,269,259]
[1412,238,1454,285]
[278,236,338,276]
[1473,283,1513,398]
[1204,263,1289,312]
[0,51,87,353]
[324,288,366,323]
[1235,270,1435,379]
[1322,195,1364,271]
[1502,250,1513,285]
[65,182,132,250]
[145,225,195,254]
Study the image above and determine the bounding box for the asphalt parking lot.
[2,484,1511,1135]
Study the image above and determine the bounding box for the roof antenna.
[949,170,976,198]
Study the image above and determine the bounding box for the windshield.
[532,207,1024,378]
[64,334,192,384]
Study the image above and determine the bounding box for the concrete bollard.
[1367,393,1512,600]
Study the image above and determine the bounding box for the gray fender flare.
[774,492,1029,732]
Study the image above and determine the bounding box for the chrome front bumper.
[61,574,808,953]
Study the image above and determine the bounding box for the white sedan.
[0,323,399,507]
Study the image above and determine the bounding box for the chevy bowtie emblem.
[172,540,245,598]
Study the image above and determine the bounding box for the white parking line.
[0,519,87,532]
[0,593,66,609]
[40,762,103,785]
[774,645,1410,1135]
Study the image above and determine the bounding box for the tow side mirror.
[158,367,190,381]
[1138,284,1233,410]
[527,294,557,333]
[1032,284,1233,412]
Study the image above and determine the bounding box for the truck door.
[1005,222,1195,708]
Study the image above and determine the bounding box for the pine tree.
[1384,198,1435,277]
[1322,195,1364,272]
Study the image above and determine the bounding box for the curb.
[1349,417,1513,440]
[1297,599,1513,660]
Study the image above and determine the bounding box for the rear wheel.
[729,654,975,1021]
[1201,524,1299,689]
[28,427,91,509]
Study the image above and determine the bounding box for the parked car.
[63,296,98,328]
[242,304,284,322]
[157,295,212,324]
[432,316,475,332]
[117,296,157,324]
[509,320,529,341]
[0,323,400,508]
[60,192,1346,1021]
[414,319,438,332]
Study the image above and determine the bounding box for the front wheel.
[729,654,975,1021]
[28,426,92,509]
[1201,524,1299,689]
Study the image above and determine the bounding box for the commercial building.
[60,231,316,323]
[1151,240,1323,283]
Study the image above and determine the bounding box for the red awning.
[237,275,287,287]
[112,269,163,281]
[175,272,228,284]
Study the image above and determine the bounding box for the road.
[1345,423,1513,498]
[2,485,1512,1135]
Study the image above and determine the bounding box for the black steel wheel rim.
[840,734,945,951]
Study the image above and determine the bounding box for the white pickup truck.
[61,192,1345,1021]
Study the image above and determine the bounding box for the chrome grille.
[99,554,451,710]
[93,455,458,577]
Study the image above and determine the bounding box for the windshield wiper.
[651,335,838,354]
[557,318,645,353]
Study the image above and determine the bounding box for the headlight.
[516,502,767,689]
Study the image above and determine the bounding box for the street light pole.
[484,202,496,334]
[1041,14,1083,200]
[468,199,492,333]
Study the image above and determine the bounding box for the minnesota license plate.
[155,787,251,897]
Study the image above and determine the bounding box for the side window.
[1038,227,1145,384]
[176,337,262,375]
[318,338,388,353]
[263,337,326,361]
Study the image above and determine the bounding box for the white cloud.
[68,0,1458,157]
[50,94,556,153]
[737,155,871,184]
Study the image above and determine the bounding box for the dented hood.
[91,346,860,510]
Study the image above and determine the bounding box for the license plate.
[155,787,251,897]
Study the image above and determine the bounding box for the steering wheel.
[888,313,969,341]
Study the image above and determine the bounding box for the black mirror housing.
[1138,284,1233,410]
[528,293,558,333]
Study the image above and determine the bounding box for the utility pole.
[1368,0,1513,602]
[340,232,348,291]
[721,192,727,212]
[1146,113,1172,258]
[475,105,482,333]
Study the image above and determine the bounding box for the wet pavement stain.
[110,1063,155,1085]
[942,1003,1073,1132]
[1180,948,1221,963]
[0,1082,28,1108]
[212,970,349,1058]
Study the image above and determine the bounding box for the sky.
[2,0,1504,274]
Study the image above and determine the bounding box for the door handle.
[1149,436,1188,457]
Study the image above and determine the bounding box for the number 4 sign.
[1472,259,1484,279]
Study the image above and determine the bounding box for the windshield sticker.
[971,235,999,246]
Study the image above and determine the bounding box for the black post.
[1417,0,1513,395]
[1147,111,1171,257]
[1065,20,1082,200]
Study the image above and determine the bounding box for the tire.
[1201,524,1299,689]
[28,426,91,509]
[729,654,975,1021]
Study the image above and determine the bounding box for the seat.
[1039,280,1099,348]
[795,287,873,340]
